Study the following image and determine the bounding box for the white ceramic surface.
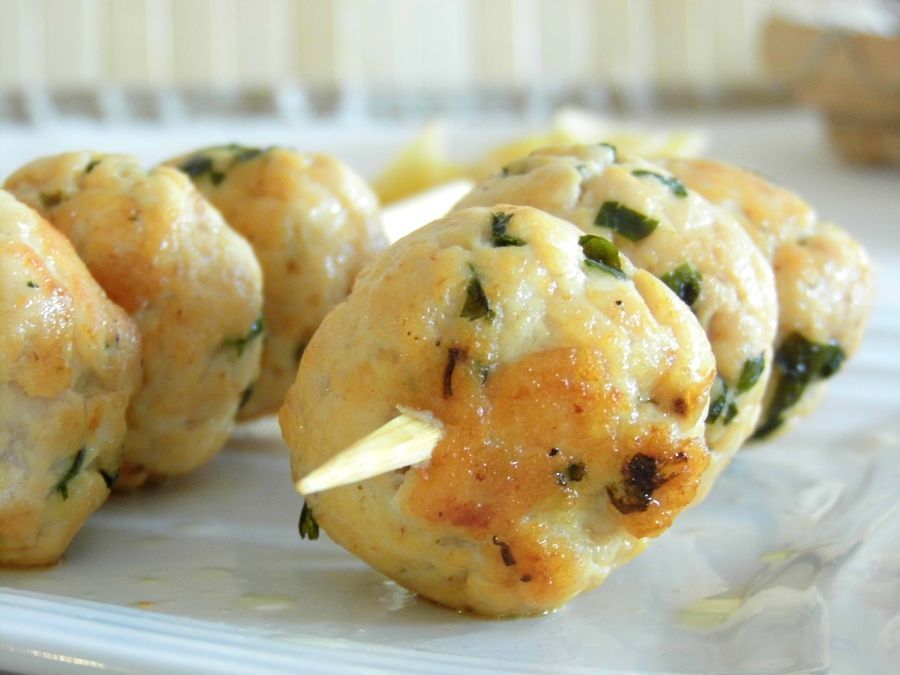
[1,111,898,674]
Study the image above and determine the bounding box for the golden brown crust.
[0,190,141,566]
[660,158,876,438]
[454,145,778,494]
[5,153,264,488]
[281,205,715,616]
[163,146,386,419]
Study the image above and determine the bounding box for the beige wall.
[0,0,882,97]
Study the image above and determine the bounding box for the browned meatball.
[0,190,141,566]
[6,153,264,488]
[281,205,716,616]
[164,145,387,418]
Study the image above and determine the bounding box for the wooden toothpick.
[295,408,442,495]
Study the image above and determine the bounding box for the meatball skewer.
[281,205,717,616]
[454,145,778,497]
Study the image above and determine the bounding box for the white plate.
[2,111,899,674]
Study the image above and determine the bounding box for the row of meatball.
[0,147,386,566]
[1,139,873,618]
[281,144,874,616]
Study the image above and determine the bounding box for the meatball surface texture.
[281,205,716,616]
[165,145,387,419]
[0,190,141,566]
[6,153,264,488]
[454,145,778,491]
[659,158,875,438]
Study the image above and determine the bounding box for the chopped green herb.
[179,155,214,179]
[223,316,265,357]
[178,145,264,186]
[99,468,119,489]
[490,212,526,247]
[754,334,845,439]
[579,234,628,279]
[706,374,742,426]
[736,354,766,394]
[660,263,702,307]
[54,448,86,499]
[39,191,64,209]
[298,501,320,540]
[226,144,264,163]
[567,462,586,482]
[595,201,659,241]
[85,158,101,174]
[631,169,688,197]
[26,280,38,289]
[707,376,735,424]
[460,273,492,320]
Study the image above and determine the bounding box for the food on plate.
[163,145,387,419]
[0,190,141,566]
[373,110,706,205]
[281,205,716,616]
[454,145,778,494]
[5,153,264,489]
[659,158,875,438]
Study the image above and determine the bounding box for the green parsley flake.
[179,155,214,179]
[736,354,766,394]
[460,273,492,320]
[579,235,628,280]
[754,334,845,438]
[706,376,738,425]
[299,501,320,540]
[660,263,702,307]
[178,145,265,186]
[595,201,659,241]
[631,169,688,197]
[99,468,119,489]
[54,448,86,499]
[490,212,526,247]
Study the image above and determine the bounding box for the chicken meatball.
[454,145,778,491]
[659,158,875,438]
[0,190,141,566]
[164,145,387,419]
[281,206,716,616]
[5,153,264,489]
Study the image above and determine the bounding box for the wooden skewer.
[295,407,443,495]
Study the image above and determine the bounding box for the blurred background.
[0,0,898,178]
[0,0,896,118]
